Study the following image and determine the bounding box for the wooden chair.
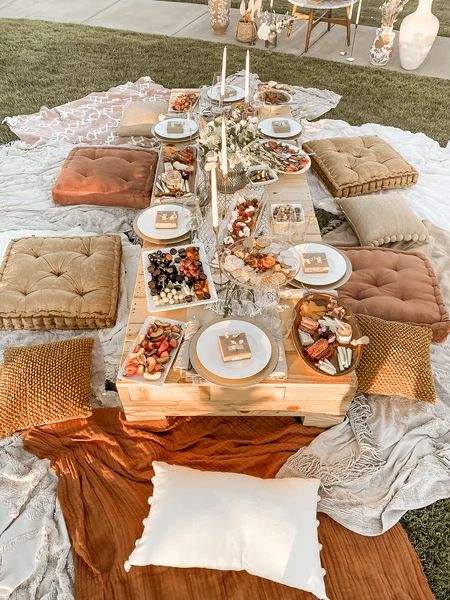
[287,0,359,53]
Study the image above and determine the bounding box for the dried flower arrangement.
[380,0,410,28]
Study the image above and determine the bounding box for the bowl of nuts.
[220,236,300,289]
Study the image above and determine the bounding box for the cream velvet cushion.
[337,192,430,247]
[124,462,327,599]
[117,100,169,137]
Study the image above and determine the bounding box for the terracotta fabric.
[302,136,418,198]
[355,314,436,403]
[0,338,93,437]
[338,246,450,342]
[52,146,158,208]
[24,409,434,600]
[0,235,121,330]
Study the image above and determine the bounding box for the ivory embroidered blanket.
[24,409,435,600]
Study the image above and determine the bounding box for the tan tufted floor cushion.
[52,146,158,208]
[302,136,418,198]
[338,247,450,343]
[0,235,121,330]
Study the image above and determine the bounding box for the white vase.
[399,0,440,70]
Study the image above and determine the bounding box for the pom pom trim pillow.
[0,338,93,438]
[125,462,328,599]
[337,192,430,247]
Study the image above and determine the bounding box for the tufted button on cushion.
[52,146,158,208]
[338,247,449,343]
[302,136,418,198]
[0,235,121,330]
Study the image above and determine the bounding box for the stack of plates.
[189,318,279,388]
[258,117,303,141]
[153,118,199,142]
[290,242,352,291]
[207,85,245,104]
[134,204,191,244]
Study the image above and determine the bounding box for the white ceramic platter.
[293,242,348,286]
[136,205,191,241]
[258,117,303,140]
[117,315,185,387]
[153,118,199,140]
[259,141,311,175]
[195,320,272,379]
[142,242,218,313]
[207,84,245,103]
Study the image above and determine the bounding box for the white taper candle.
[211,166,219,229]
[244,50,250,104]
[220,46,227,99]
[221,118,228,177]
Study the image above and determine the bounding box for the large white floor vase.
[399,0,440,70]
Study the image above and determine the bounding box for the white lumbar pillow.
[125,461,328,599]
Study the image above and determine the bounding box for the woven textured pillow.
[337,192,430,247]
[355,314,435,403]
[302,136,418,198]
[0,338,93,437]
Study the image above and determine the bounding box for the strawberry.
[169,339,178,349]
[158,341,169,354]
[124,364,138,377]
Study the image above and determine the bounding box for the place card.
[155,210,178,229]
[218,333,252,362]
[272,119,291,134]
[301,252,329,273]
[167,121,185,134]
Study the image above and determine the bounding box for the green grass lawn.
[0,19,449,600]
[159,0,450,37]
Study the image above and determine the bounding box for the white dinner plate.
[207,84,245,103]
[293,243,348,286]
[153,118,199,140]
[195,320,272,380]
[258,117,303,140]
[136,205,190,241]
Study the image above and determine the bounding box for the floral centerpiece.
[199,107,260,191]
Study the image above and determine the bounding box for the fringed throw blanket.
[24,409,434,600]
[0,435,73,599]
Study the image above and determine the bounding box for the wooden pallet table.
[117,171,357,426]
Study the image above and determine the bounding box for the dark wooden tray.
[291,292,362,378]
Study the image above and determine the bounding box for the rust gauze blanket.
[24,409,434,600]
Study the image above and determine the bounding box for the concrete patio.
[0,0,449,79]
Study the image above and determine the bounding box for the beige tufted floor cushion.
[0,235,121,329]
[338,247,450,343]
[302,136,418,198]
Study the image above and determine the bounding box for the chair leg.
[304,9,314,53]
[345,5,351,46]
[327,9,332,32]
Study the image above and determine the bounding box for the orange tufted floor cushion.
[302,136,418,198]
[52,146,158,208]
[338,247,450,343]
[0,235,121,329]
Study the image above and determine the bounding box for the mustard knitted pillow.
[355,314,435,403]
[0,338,93,437]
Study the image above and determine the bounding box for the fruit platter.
[118,316,184,386]
[169,89,200,113]
[221,236,300,288]
[292,293,365,377]
[154,143,196,198]
[143,243,218,312]
[222,195,264,247]
[256,140,311,174]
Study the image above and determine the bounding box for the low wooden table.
[117,173,357,426]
